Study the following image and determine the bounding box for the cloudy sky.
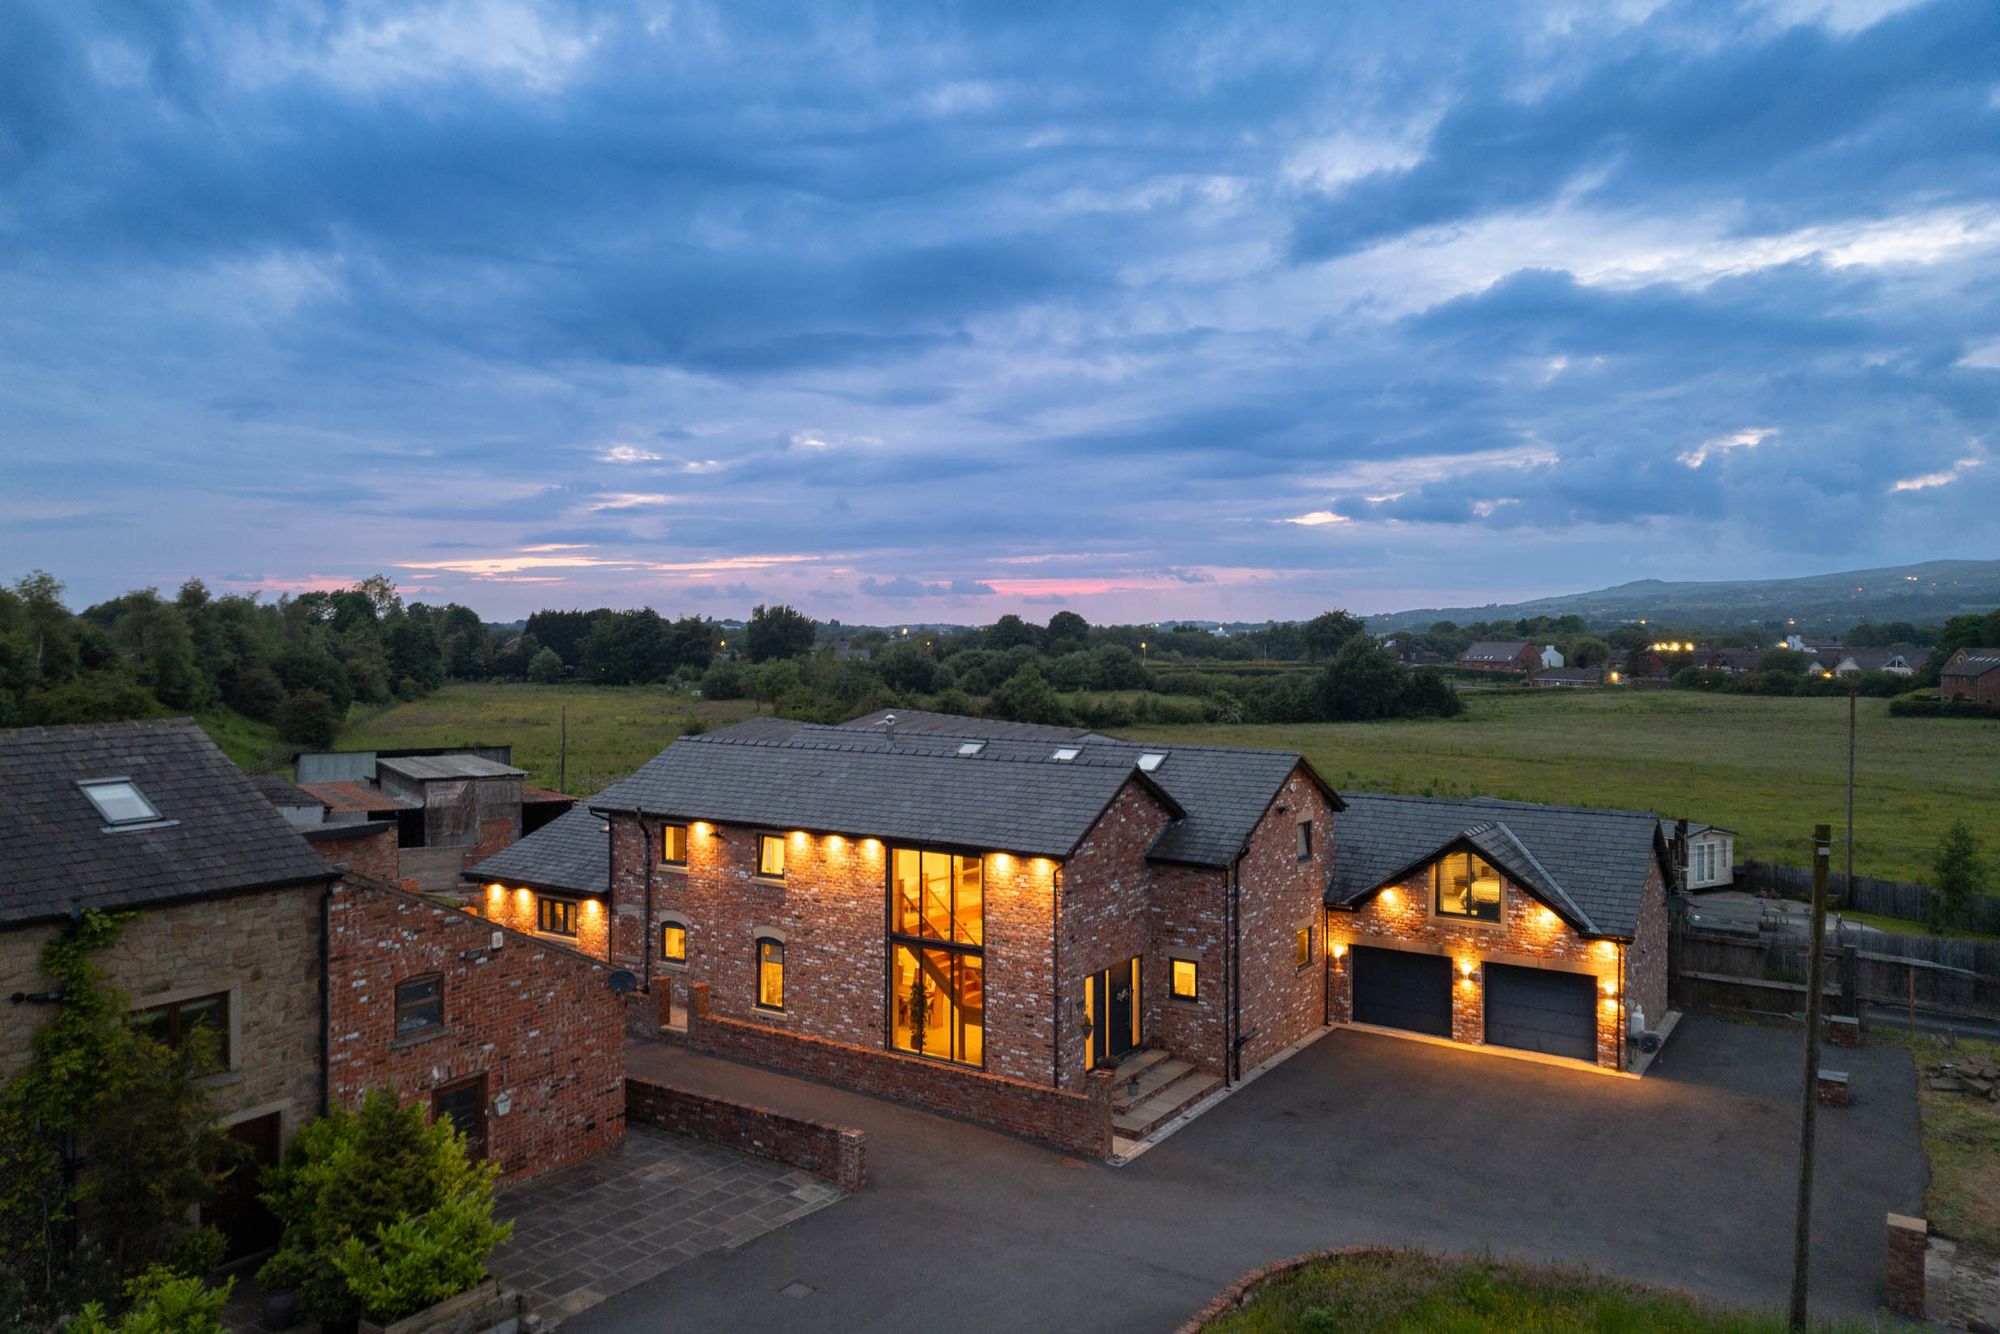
[2,0,1996,623]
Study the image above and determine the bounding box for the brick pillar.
[1885,1213,1926,1319]
[686,980,712,1051]
[1451,961,1482,1045]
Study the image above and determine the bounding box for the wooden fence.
[1740,860,2000,935]
[1673,924,2000,1020]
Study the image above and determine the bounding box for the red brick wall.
[1056,781,1181,1088]
[1328,864,1628,1068]
[1145,863,1229,1075]
[307,824,399,883]
[684,983,1112,1158]
[1233,766,1335,1073]
[1941,653,2000,703]
[326,880,625,1182]
[472,815,516,863]
[465,881,612,962]
[625,1076,866,1191]
[1626,856,1669,1036]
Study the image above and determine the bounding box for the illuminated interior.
[1432,853,1504,922]
[757,834,786,878]
[660,922,686,962]
[756,938,784,1009]
[662,823,687,864]
[1171,958,1198,999]
[888,847,985,1065]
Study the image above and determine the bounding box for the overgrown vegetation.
[1895,1033,2000,1252]
[0,912,230,1331]
[259,1090,511,1327]
[1928,821,1994,934]
[1200,1250,1863,1333]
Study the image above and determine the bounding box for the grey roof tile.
[463,806,609,896]
[0,719,333,927]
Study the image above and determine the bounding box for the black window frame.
[884,844,987,1069]
[394,974,445,1039]
[1169,957,1199,1001]
[132,990,231,1071]
[536,895,580,937]
[1295,926,1313,970]
[754,936,785,1011]
[756,833,787,881]
[1432,852,1505,924]
[659,920,688,963]
[1296,820,1313,861]
[661,823,688,867]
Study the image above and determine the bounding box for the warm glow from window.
[1433,854,1503,922]
[662,824,687,864]
[660,923,686,962]
[758,834,786,878]
[1295,927,1312,968]
[756,938,784,1010]
[1171,958,1198,1000]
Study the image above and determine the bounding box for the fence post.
[1839,945,1858,1018]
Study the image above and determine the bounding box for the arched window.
[755,937,785,1011]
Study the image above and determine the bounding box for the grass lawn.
[334,683,761,795]
[1131,689,2000,884]
[1892,1033,2000,1251]
[1201,1250,1862,1333]
[195,707,292,773]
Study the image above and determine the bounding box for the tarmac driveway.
[576,1016,1924,1333]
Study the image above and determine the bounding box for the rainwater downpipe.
[637,808,656,994]
[1229,849,1245,1085]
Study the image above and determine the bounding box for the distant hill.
[1365,559,2000,634]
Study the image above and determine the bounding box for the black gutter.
[1228,849,1244,1085]
[319,880,334,1117]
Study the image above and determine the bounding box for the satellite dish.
[606,969,640,995]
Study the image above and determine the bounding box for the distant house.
[1458,641,1539,673]
[1529,667,1603,688]
[1940,647,2000,704]
[1382,637,1444,666]
[1703,647,1763,675]
[1828,646,1920,677]
[1539,645,1564,669]
[1663,821,1737,890]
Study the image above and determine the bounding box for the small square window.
[537,896,579,937]
[758,834,787,879]
[1171,958,1198,1000]
[1296,821,1313,860]
[662,824,687,865]
[1295,927,1312,969]
[395,976,444,1037]
[660,923,687,963]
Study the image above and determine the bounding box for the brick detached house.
[589,710,1342,1150]
[0,720,336,1258]
[1940,647,2000,704]
[1457,641,1540,673]
[1325,794,1671,1071]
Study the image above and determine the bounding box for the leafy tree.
[275,690,341,749]
[1929,820,1990,933]
[661,615,719,674]
[750,659,802,710]
[1399,668,1464,718]
[989,665,1068,725]
[699,658,747,700]
[1088,644,1147,691]
[1301,610,1367,663]
[1565,635,1612,668]
[26,676,167,726]
[876,641,940,695]
[985,614,1041,652]
[1756,649,1807,675]
[1316,637,1405,720]
[525,648,563,684]
[1045,611,1089,655]
[68,1265,232,1334]
[745,604,815,663]
[259,1090,511,1326]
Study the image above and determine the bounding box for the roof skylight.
[1051,746,1081,762]
[78,778,162,828]
[1137,752,1167,772]
[957,741,986,756]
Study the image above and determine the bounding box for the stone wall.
[326,880,624,1183]
[626,1076,866,1191]
[1328,863,1628,1069]
[684,982,1112,1158]
[0,885,326,1142]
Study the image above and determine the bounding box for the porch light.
[1329,941,1346,960]
[1458,958,1478,979]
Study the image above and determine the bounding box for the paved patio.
[494,1124,846,1322]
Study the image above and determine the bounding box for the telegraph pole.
[1789,823,1833,1330]
[1844,691,1856,907]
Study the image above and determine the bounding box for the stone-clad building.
[0,719,337,1258]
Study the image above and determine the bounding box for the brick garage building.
[459,806,614,961]
[0,719,337,1258]
[589,710,1341,1149]
[1325,794,1671,1071]
[325,875,626,1182]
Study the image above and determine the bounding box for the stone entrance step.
[1111,1054,1222,1139]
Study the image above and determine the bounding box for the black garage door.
[1351,947,1452,1037]
[1483,963,1597,1062]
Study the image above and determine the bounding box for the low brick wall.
[1178,1247,1401,1332]
[683,982,1113,1159]
[627,1077,865,1191]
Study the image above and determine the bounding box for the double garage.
[1349,946,1598,1064]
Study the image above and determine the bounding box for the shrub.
[68,1265,232,1334]
[699,658,746,700]
[274,689,340,748]
[259,1091,510,1326]
[525,647,563,683]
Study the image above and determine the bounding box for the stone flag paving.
[492,1125,846,1324]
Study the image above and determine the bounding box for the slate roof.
[297,780,417,814]
[591,710,1335,868]
[376,754,525,782]
[463,806,609,897]
[520,785,577,805]
[1326,792,1665,939]
[251,772,324,809]
[1943,647,2000,678]
[1460,641,1530,663]
[1532,667,1603,685]
[0,719,334,928]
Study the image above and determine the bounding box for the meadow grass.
[1201,1251,1863,1333]
[1886,1032,2000,1251]
[1131,689,2000,884]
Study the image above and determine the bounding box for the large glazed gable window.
[1433,853,1504,923]
[888,847,985,1066]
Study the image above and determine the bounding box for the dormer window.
[78,778,163,829]
[1051,746,1081,762]
[1137,752,1167,772]
[957,741,986,756]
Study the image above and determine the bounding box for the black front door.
[203,1112,282,1261]
[433,1075,488,1161]
[1089,957,1141,1068]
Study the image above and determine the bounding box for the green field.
[320,683,1997,883]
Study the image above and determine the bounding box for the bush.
[699,658,746,700]
[1890,692,2000,720]
[274,689,340,748]
[988,665,1070,726]
[259,1091,510,1326]
[68,1266,232,1334]
[525,647,563,684]
[225,665,287,722]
